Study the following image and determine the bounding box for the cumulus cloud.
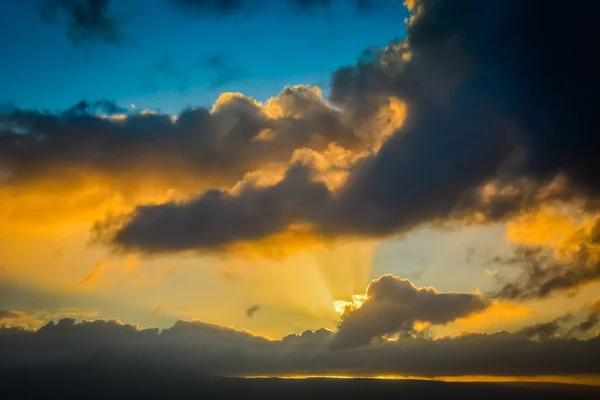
[39,0,123,45]
[100,0,600,257]
[331,275,489,349]
[0,86,379,196]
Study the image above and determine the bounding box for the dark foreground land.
[2,367,600,399]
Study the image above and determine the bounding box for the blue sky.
[1,0,407,114]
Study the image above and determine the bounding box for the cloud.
[39,0,123,45]
[0,87,378,195]
[78,261,105,288]
[246,304,261,318]
[570,300,600,335]
[93,163,331,253]
[2,316,600,380]
[2,86,393,237]
[101,0,600,256]
[331,274,489,349]
[515,314,572,341]
[493,218,600,300]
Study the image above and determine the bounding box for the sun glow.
[240,374,600,386]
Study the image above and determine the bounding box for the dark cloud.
[39,0,123,45]
[516,314,573,341]
[331,275,489,349]
[246,304,261,318]
[574,314,600,335]
[0,86,366,194]
[570,300,600,335]
[591,220,600,244]
[319,0,599,236]
[94,164,330,253]
[2,317,600,381]
[493,242,600,300]
[64,99,127,115]
[103,0,600,255]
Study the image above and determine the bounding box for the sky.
[1,0,600,385]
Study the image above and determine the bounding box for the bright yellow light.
[332,294,368,315]
[240,374,600,386]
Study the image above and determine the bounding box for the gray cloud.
[0,86,365,194]
[574,314,600,335]
[331,275,489,349]
[246,304,261,318]
[39,0,123,45]
[2,316,600,379]
[94,164,330,253]
[570,300,600,336]
[493,242,600,301]
[516,314,573,341]
[103,0,600,256]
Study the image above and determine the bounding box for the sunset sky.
[1,0,599,383]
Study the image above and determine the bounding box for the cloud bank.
[0,86,385,194]
[2,315,600,379]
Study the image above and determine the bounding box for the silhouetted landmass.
[1,365,599,399]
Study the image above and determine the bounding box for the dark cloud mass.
[101,0,600,255]
[0,86,365,193]
[39,0,122,45]
[95,164,330,252]
[2,317,600,379]
[332,275,489,349]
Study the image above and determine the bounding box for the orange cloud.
[440,300,532,336]
[79,261,105,289]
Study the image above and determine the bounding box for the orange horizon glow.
[238,374,600,386]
